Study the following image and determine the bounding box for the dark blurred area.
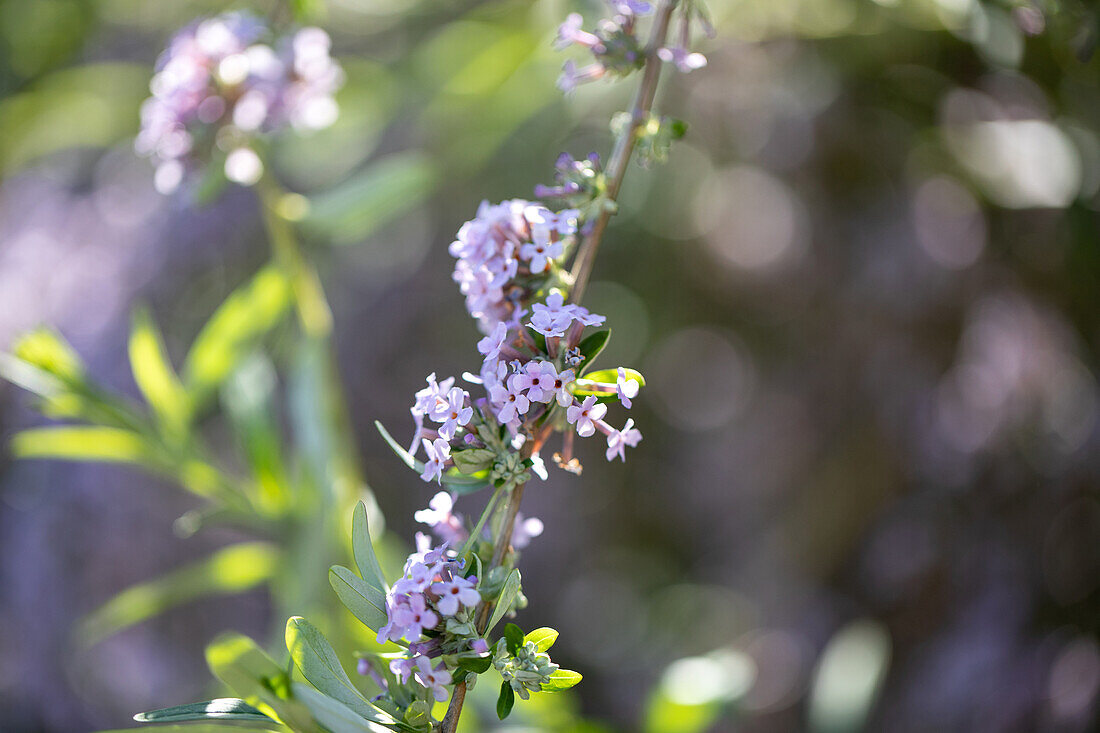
[1,0,1099,731]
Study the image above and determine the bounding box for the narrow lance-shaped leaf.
[133,698,272,724]
[205,632,320,732]
[375,420,490,493]
[575,329,610,376]
[183,266,292,401]
[12,426,154,465]
[129,307,190,434]
[290,683,378,733]
[328,565,388,633]
[351,500,387,596]
[486,568,521,633]
[285,617,397,726]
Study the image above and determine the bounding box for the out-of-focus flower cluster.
[554,0,707,93]
[135,12,344,193]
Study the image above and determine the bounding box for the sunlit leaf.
[11,327,84,383]
[79,542,280,645]
[205,633,319,732]
[285,617,396,726]
[541,669,582,692]
[129,307,190,434]
[134,698,272,724]
[183,266,292,402]
[523,627,559,653]
[12,426,153,465]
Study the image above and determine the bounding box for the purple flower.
[519,234,564,274]
[524,361,559,403]
[557,59,607,94]
[430,575,481,616]
[554,13,604,51]
[529,292,575,338]
[431,386,472,440]
[478,321,509,361]
[616,367,640,409]
[606,418,642,461]
[470,638,490,654]
[657,46,707,73]
[489,374,532,423]
[609,0,653,17]
[390,657,414,684]
[420,438,451,483]
[567,395,607,437]
[414,491,468,546]
[413,657,452,702]
[551,368,577,407]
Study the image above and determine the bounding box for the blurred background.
[1,0,1099,731]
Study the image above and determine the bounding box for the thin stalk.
[442,6,679,728]
[568,0,678,305]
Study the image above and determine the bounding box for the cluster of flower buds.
[494,636,559,700]
[555,0,708,93]
[135,11,344,193]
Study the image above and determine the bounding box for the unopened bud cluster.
[494,638,559,700]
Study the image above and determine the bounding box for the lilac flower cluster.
[370,535,485,701]
[555,0,707,93]
[448,200,579,333]
[135,12,344,193]
[399,189,643,488]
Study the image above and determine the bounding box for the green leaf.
[183,266,292,401]
[11,426,153,465]
[301,153,437,245]
[496,681,515,720]
[222,353,290,514]
[80,542,280,645]
[11,327,84,382]
[285,617,395,726]
[290,683,378,733]
[504,623,524,656]
[451,447,495,475]
[541,669,583,692]
[575,330,611,376]
[112,725,284,732]
[351,500,388,597]
[579,367,645,388]
[375,421,490,493]
[523,627,559,653]
[134,698,271,724]
[328,565,388,633]
[456,656,492,674]
[205,633,319,732]
[129,307,190,433]
[486,568,521,633]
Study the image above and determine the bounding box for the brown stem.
[567,0,677,305]
[440,4,678,731]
